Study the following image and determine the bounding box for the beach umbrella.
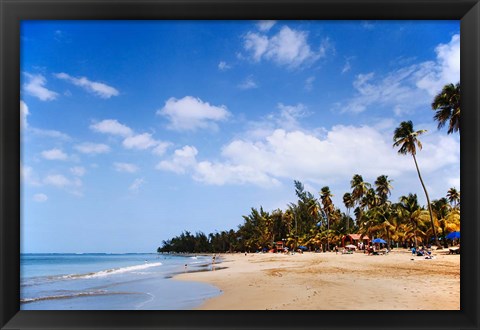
[446,231,460,239]
[345,244,357,249]
[372,238,386,244]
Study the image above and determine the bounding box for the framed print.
[1,0,479,329]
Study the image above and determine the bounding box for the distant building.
[342,234,370,247]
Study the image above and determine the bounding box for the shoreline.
[174,249,460,310]
[21,254,222,310]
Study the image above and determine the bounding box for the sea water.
[20,253,221,310]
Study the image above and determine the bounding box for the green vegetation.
[157,83,460,254]
[431,82,460,134]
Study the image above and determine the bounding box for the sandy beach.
[175,249,460,310]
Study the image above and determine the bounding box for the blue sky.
[20,20,460,253]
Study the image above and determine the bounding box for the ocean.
[20,253,221,310]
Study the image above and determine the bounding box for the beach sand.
[174,249,460,310]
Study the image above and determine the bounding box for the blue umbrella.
[446,231,460,239]
[372,238,386,244]
[298,246,308,251]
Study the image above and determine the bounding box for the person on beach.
[212,254,216,271]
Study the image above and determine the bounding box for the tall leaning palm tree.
[431,82,460,134]
[393,121,440,247]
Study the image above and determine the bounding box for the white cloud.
[156,145,199,174]
[20,101,70,140]
[43,174,83,196]
[244,32,269,62]
[122,133,157,150]
[74,143,110,154]
[244,26,328,68]
[21,163,41,186]
[268,103,309,131]
[90,119,133,137]
[224,126,458,187]
[157,145,279,186]
[447,177,460,189]
[114,162,138,173]
[338,66,431,114]
[70,166,86,176]
[416,34,460,96]
[33,193,48,202]
[41,148,68,160]
[152,141,171,156]
[157,96,230,131]
[242,103,311,140]
[23,73,58,101]
[30,128,71,140]
[257,20,276,32]
[20,101,29,129]
[156,124,458,192]
[129,178,145,193]
[90,119,169,153]
[338,34,460,114]
[43,174,71,188]
[238,76,258,90]
[55,72,119,98]
[218,61,231,71]
[194,161,280,186]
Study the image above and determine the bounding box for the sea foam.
[61,262,163,280]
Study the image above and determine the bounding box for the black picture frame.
[1,0,478,329]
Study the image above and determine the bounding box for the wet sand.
[175,249,460,310]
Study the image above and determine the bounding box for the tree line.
[157,83,460,253]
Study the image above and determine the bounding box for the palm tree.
[431,82,460,134]
[307,198,320,224]
[431,198,451,248]
[343,192,355,232]
[375,175,393,204]
[361,188,379,210]
[398,194,428,248]
[367,204,395,247]
[350,174,371,216]
[320,186,334,251]
[320,187,334,213]
[283,208,294,236]
[446,187,460,209]
[393,121,440,247]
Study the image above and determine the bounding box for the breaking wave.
[22,262,163,287]
[60,262,163,280]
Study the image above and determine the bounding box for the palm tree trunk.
[412,154,440,247]
[346,208,350,232]
[414,222,418,248]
